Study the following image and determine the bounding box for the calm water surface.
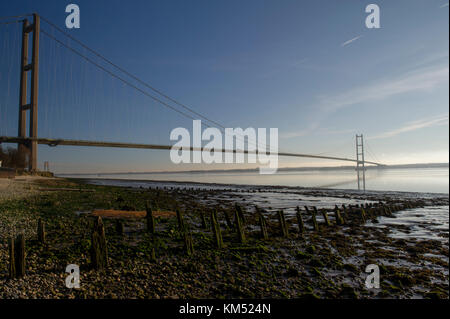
[63,167,449,194]
[63,167,449,243]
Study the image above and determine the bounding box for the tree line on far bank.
[0,145,27,168]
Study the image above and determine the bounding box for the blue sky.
[0,0,448,173]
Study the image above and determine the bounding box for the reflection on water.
[62,167,449,194]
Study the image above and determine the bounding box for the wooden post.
[319,208,331,226]
[90,216,108,270]
[200,211,208,229]
[210,210,223,249]
[360,207,367,223]
[341,204,348,222]
[386,206,393,216]
[176,209,185,231]
[305,206,319,231]
[235,204,246,225]
[37,218,46,244]
[15,234,26,278]
[145,201,155,233]
[334,206,345,225]
[257,210,269,240]
[295,206,305,236]
[183,229,194,256]
[8,237,16,279]
[277,210,289,237]
[234,209,246,243]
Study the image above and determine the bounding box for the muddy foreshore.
[0,177,448,299]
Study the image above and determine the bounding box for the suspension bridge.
[0,13,385,191]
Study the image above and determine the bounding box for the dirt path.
[0,176,55,201]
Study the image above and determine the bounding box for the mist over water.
[63,167,449,194]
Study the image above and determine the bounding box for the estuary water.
[65,166,449,243]
[62,167,449,194]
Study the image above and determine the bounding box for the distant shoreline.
[58,162,449,176]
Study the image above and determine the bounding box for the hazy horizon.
[57,161,449,176]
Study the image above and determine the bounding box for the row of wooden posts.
[7,200,413,278]
[148,201,406,256]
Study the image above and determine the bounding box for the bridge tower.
[18,13,40,172]
[355,134,366,191]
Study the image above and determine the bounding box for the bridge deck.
[0,136,384,166]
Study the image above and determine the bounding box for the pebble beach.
[0,177,448,299]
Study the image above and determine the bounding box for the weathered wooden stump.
[235,204,246,225]
[90,216,108,270]
[8,237,16,279]
[15,234,25,278]
[277,210,289,237]
[37,218,46,244]
[319,208,332,226]
[211,210,224,249]
[145,201,155,234]
[305,206,319,231]
[257,210,269,240]
[183,229,195,256]
[334,206,345,225]
[376,206,384,217]
[176,209,185,231]
[360,207,367,223]
[234,209,246,243]
[9,234,26,279]
[295,206,305,236]
[340,204,348,222]
[334,205,346,225]
[386,206,393,216]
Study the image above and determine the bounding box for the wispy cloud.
[440,3,449,8]
[280,64,449,139]
[318,65,449,113]
[341,35,362,47]
[368,113,449,140]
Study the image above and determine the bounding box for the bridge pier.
[17,19,29,165]
[17,14,40,171]
[356,134,366,191]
